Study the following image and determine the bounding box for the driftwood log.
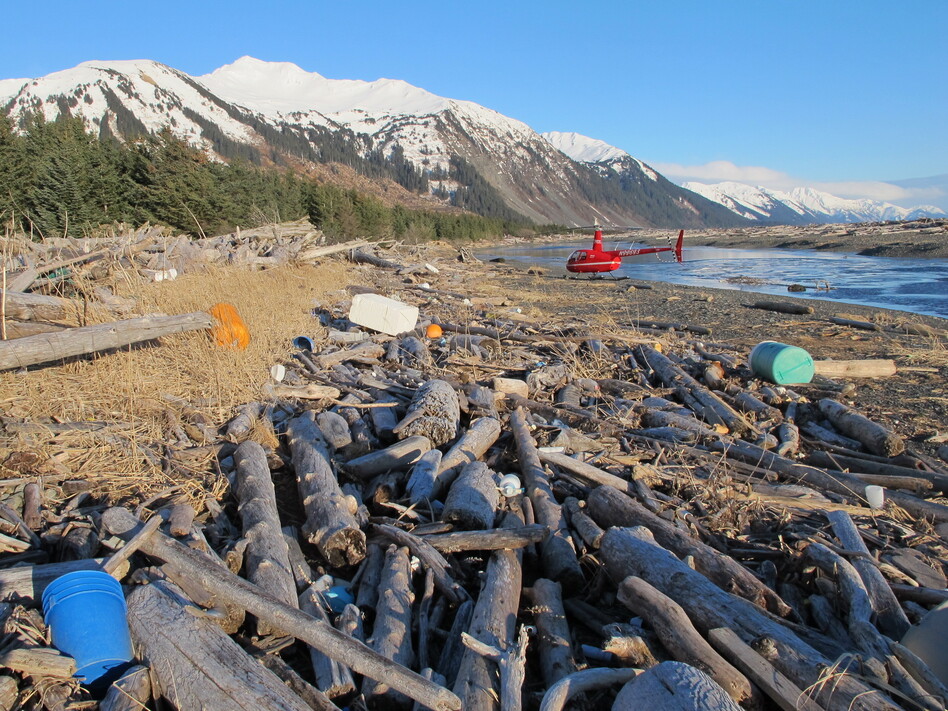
[363,545,415,708]
[392,379,460,446]
[442,461,500,530]
[0,312,214,370]
[452,513,523,711]
[234,441,298,635]
[127,579,312,711]
[510,408,584,593]
[817,398,904,457]
[287,412,366,567]
[588,485,790,615]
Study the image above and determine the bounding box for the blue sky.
[3,0,946,207]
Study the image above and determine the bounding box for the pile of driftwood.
[0,219,400,369]
[1,286,948,711]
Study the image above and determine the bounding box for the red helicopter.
[566,224,684,273]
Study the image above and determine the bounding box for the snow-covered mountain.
[0,57,742,228]
[682,181,946,224]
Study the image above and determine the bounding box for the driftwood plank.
[0,312,214,370]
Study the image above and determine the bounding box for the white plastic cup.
[865,485,885,509]
[270,364,286,382]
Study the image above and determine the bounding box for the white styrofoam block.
[348,293,419,336]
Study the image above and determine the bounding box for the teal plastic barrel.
[749,341,814,385]
[42,571,134,693]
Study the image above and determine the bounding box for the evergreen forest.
[0,114,533,243]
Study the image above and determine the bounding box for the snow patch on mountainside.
[542,131,627,163]
[684,181,946,224]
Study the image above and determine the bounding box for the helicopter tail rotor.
[674,230,684,262]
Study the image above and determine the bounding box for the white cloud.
[651,159,945,208]
[651,160,793,188]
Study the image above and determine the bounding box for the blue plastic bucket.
[293,335,314,351]
[42,571,134,692]
[749,341,815,385]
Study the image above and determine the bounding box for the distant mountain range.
[1,58,939,229]
[543,132,945,225]
[0,57,741,229]
[681,181,945,225]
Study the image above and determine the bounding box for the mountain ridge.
[0,57,744,229]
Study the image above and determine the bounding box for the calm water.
[476,242,948,319]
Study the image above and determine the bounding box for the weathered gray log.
[299,584,356,698]
[510,408,584,593]
[527,579,577,687]
[460,626,530,711]
[2,319,68,339]
[599,526,901,711]
[236,441,297,632]
[809,450,948,495]
[370,523,465,605]
[612,661,742,710]
[710,438,948,522]
[363,545,415,708]
[0,557,126,600]
[393,379,459,446]
[127,579,312,711]
[225,401,262,442]
[406,449,444,505]
[438,417,501,475]
[0,647,76,678]
[442,462,500,531]
[0,312,214,371]
[801,422,865,450]
[255,653,339,711]
[287,412,366,567]
[429,596,471,686]
[588,486,790,616]
[419,524,547,553]
[369,394,402,441]
[818,398,904,457]
[99,665,152,711]
[452,513,523,711]
[350,249,403,270]
[636,345,758,437]
[0,675,15,711]
[539,450,637,498]
[316,410,353,449]
[563,497,604,549]
[617,577,755,705]
[353,541,384,613]
[829,316,882,331]
[826,510,911,640]
[282,526,315,591]
[167,502,196,538]
[0,289,78,321]
[775,422,800,457]
[22,482,42,531]
[750,300,814,315]
[640,408,724,438]
[317,340,386,369]
[297,238,370,261]
[707,627,825,711]
[103,507,462,711]
[345,436,432,480]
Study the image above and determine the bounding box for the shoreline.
[491,218,948,260]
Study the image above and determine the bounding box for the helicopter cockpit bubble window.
[568,250,585,261]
